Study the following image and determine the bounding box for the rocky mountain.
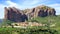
[4,5,56,22]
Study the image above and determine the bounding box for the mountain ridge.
[4,5,56,22]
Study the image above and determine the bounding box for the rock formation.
[24,5,56,19]
[4,5,56,22]
[4,7,28,22]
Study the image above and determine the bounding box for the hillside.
[28,15,60,30]
[1,5,60,34]
[0,15,60,34]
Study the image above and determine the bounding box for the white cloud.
[5,0,40,9]
[0,4,6,19]
[4,0,48,9]
[5,0,30,9]
[6,0,20,8]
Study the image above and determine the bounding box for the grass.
[28,15,60,32]
[0,15,60,34]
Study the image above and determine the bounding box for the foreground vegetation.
[0,15,60,34]
[0,27,58,34]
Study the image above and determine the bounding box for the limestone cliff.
[4,5,56,22]
[24,5,56,19]
[4,7,28,22]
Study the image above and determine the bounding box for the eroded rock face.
[4,5,56,22]
[24,5,56,18]
[4,7,28,22]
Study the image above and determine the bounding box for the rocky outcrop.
[4,7,28,22]
[24,5,56,18]
[4,5,56,22]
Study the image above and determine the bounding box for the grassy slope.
[0,15,60,34]
[29,15,60,30]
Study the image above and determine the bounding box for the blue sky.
[0,0,60,19]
